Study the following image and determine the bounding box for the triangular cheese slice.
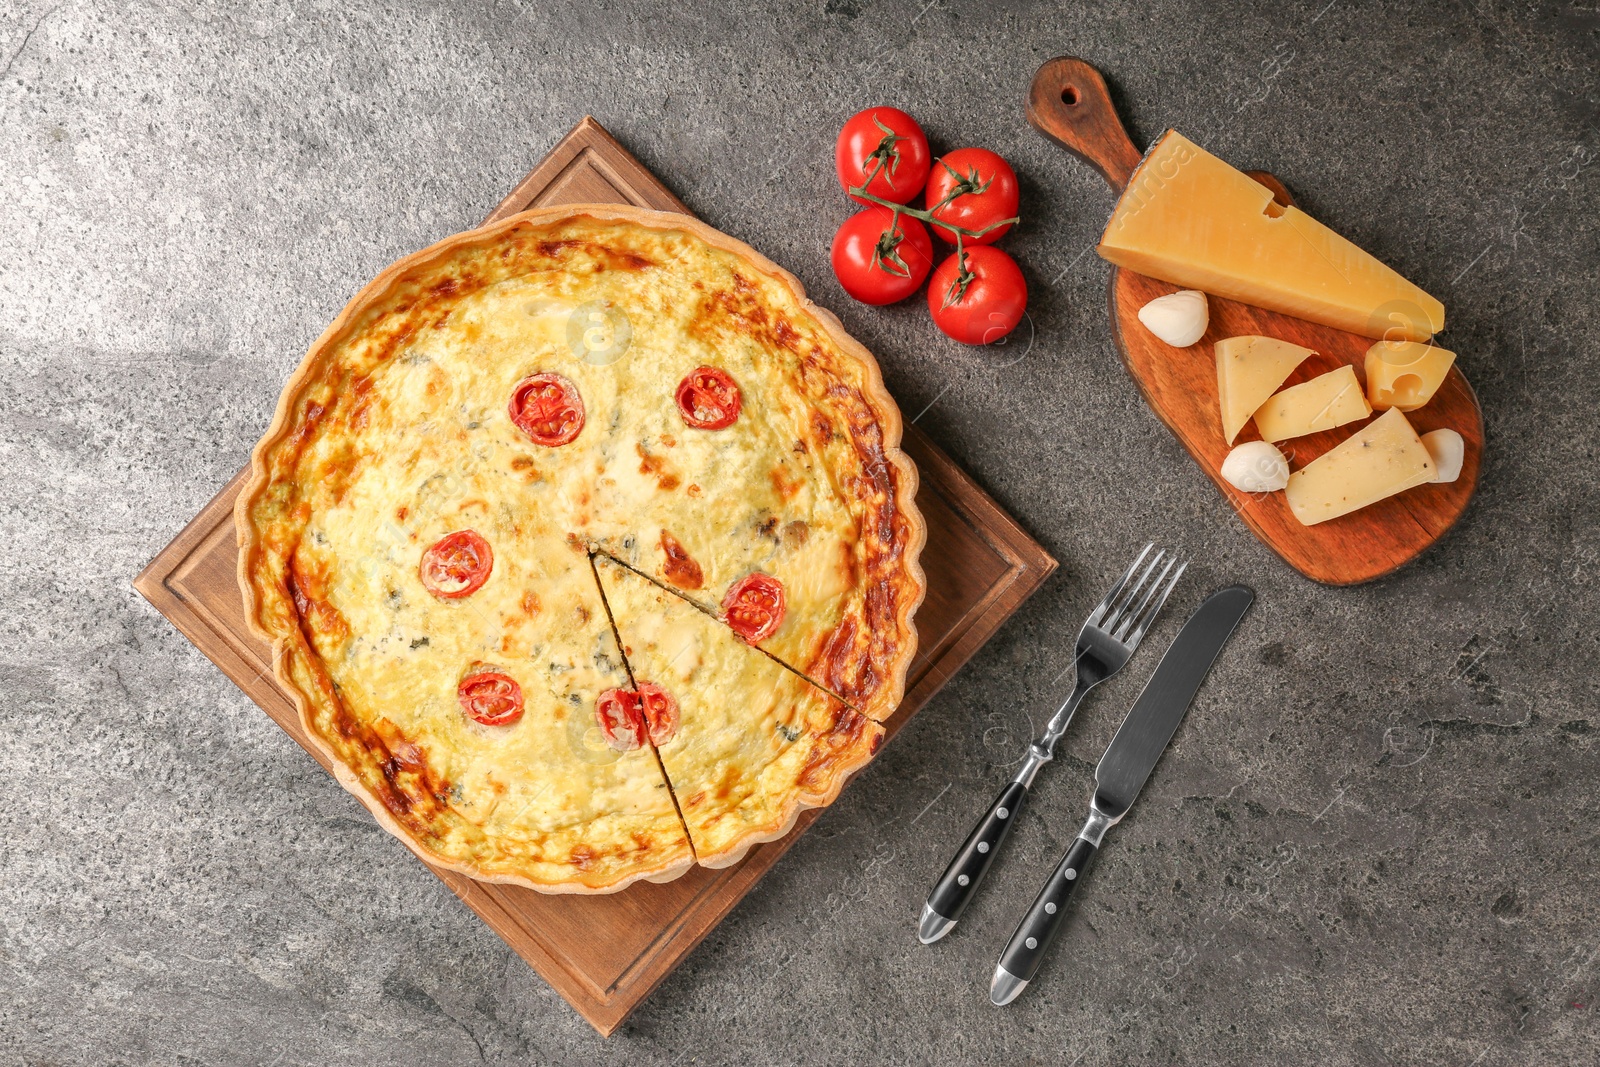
[1285,408,1435,525]
[595,557,883,866]
[1100,131,1444,342]
[1252,365,1372,443]
[1215,335,1315,443]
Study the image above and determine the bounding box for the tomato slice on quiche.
[457,667,524,726]
[509,372,585,446]
[675,366,742,429]
[420,530,494,599]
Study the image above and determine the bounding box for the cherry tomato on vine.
[924,147,1020,245]
[928,245,1027,345]
[831,207,934,306]
[835,107,931,206]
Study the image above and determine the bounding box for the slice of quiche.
[594,556,883,867]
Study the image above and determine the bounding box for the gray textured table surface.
[4,1,1598,1063]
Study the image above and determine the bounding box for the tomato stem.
[941,235,979,309]
[847,184,1018,241]
[926,159,992,214]
[871,221,914,278]
[857,117,907,196]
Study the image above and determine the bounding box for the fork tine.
[1122,559,1187,650]
[1104,548,1165,636]
[1085,543,1152,629]
[1112,556,1174,643]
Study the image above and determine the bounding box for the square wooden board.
[133,117,1056,1036]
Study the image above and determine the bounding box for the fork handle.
[921,782,1028,941]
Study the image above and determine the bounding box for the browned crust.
[693,702,885,870]
[235,204,925,893]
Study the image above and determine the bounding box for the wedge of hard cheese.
[1253,365,1372,443]
[1285,408,1435,525]
[1099,131,1445,342]
[1215,335,1314,443]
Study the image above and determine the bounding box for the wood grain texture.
[1028,57,1482,585]
[133,116,1057,1036]
[1026,56,1142,193]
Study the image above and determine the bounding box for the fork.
[917,544,1185,944]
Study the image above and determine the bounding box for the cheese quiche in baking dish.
[236,206,925,893]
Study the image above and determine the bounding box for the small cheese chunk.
[1215,335,1315,444]
[1285,408,1435,525]
[1098,130,1445,341]
[1420,428,1464,483]
[1252,365,1372,443]
[1364,340,1457,411]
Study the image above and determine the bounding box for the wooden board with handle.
[1026,57,1482,585]
[133,117,1056,1036]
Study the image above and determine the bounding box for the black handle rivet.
[1045,902,1056,914]
[958,874,970,886]
[1025,937,1038,949]
[997,807,1009,819]
[1065,869,1077,880]
[977,842,989,854]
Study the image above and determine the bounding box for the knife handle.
[923,782,1028,937]
[995,836,1099,993]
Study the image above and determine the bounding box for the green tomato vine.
[850,133,1018,308]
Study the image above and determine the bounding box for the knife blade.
[990,585,1254,1005]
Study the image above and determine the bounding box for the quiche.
[236,205,925,893]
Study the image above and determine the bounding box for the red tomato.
[458,669,524,727]
[635,682,680,746]
[831,208,934,306]
[675,366,742,429]
[509,372,585,446]
[419,530,493,599]
[596,688,645,752]
[835,106,931,206]
[722,573,786,643]
[928,246,1028,345]
[924,147,1020,245]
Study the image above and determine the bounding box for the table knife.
[990,585,1254,1005]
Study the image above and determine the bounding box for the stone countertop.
[3,1,1597,1063]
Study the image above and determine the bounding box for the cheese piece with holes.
[1253,365,1372,443]
[595,557,882,867]
[1285,408,1436,525]
[1215,335,1315,443]
[1098,130,1444,342]
[1364,340,1457,411]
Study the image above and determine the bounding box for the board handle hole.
[1060,85,1080,106]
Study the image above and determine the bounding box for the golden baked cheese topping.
[236,206,924,893]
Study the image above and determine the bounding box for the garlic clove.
[1420,428,1464,483]
[1136,289,1210,348]
[1220,441,1290,493]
